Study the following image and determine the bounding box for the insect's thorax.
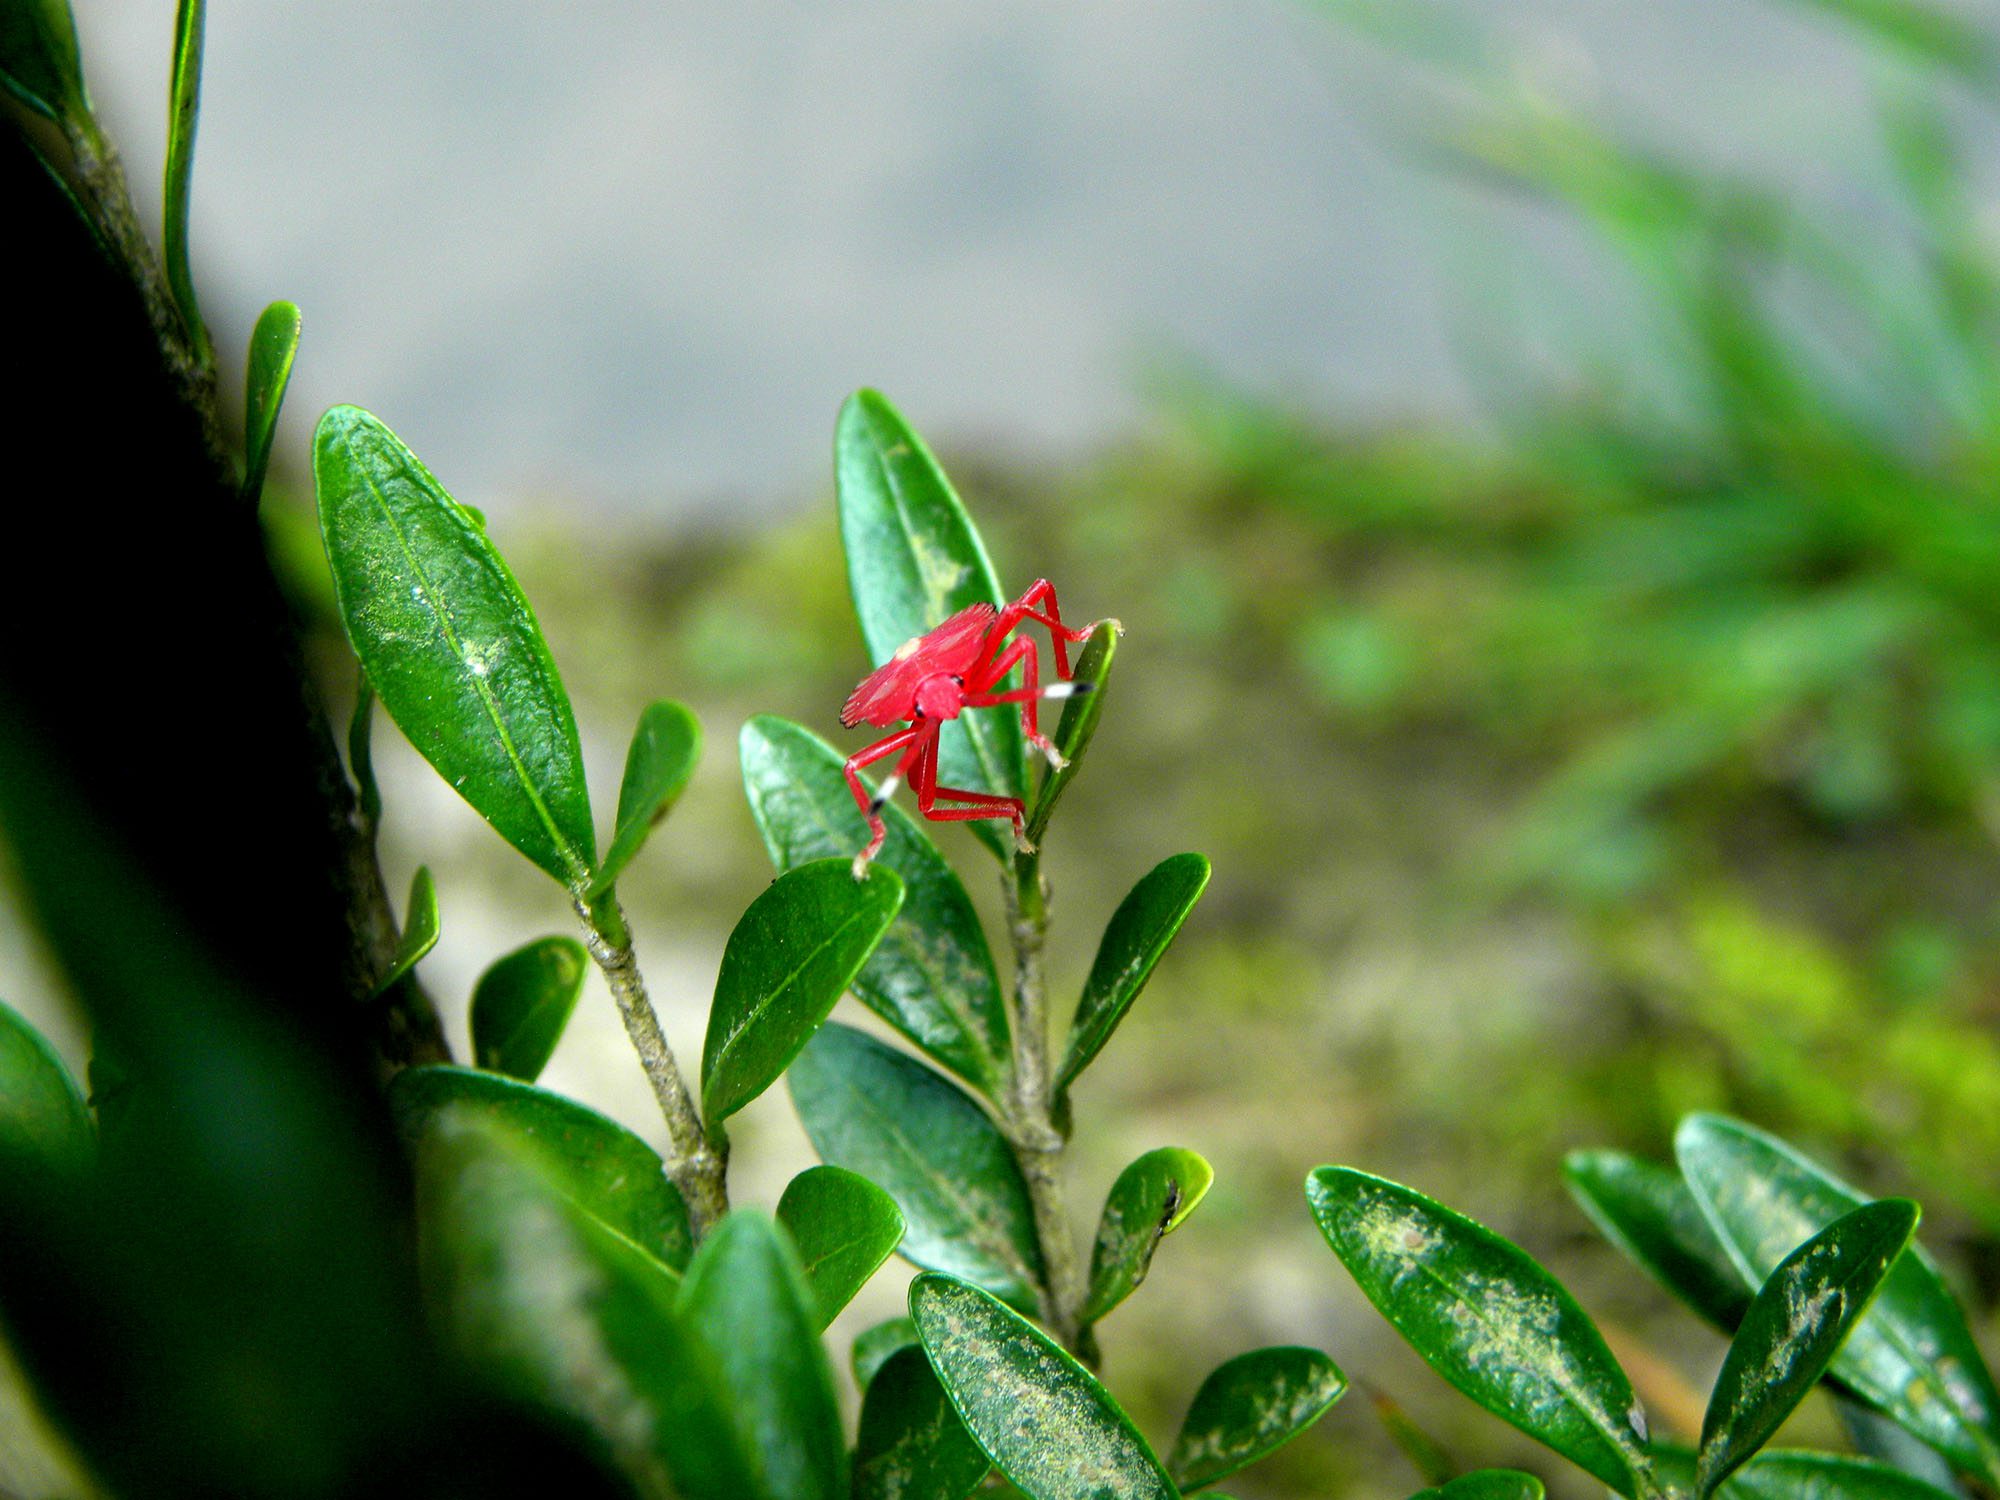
[913,674,967,721]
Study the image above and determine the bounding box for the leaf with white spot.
[1169,1345,1347,1490]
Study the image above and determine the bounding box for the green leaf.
[590,699,701,896]
[0,997,90,1181]
[677,1211,845,1500]
[1677,1114,2000,1483]
[853,1316,920,1391]
[853,1344,990,1500]
[701,859,904,1129]
[163,0,206,343]
[740,715,1011,1094]
[347,674,381,824]
[775,1164,905,1330]
[0,0,86,124]
[314,405,596,887]
[390,1065,691,1271]
[1056,853,1212,1096]
[911,1272,1180,1500]
[242,300,300,502]
[836,388,1024,858]
[1369,1385,1458,1486]
[373,865,438,994]
[1026,619,1119,843]
[1713,1450,1964,1500]
[788,1023,1043,1310]
[1564,1149,1752,1333]
[1082,1145,1213,1323]
[469,934,587,1082]
[1698,1200,1921,1500]
[1306,1166,1654,1496]
[1169,1345,1348,1490]
[1415,1472,1547,1500]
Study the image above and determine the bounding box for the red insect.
[842,579,1095,876]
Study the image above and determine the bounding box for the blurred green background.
[12,2,2000,1497]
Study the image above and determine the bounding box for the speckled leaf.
[1414,1471,1546,1500]
[788,1023,1042,1311]
[1564,1149,1751,1334]
[677,1212,845,1500]
[1027,620,1118,843]
[0,0,85,123]
[910,1272,1179,1500]
[1056,853,1212,1097]
[1082,1145,1213,1323]
[702,859,903,1129]
[854,1344,990,1500]
[390,1065,691,1271]
[469,935,587,1083]
[1698,1200,1920,1500]
[1169,1345,1347,1490]
[314,405,596,887]
[1306,1166,1654,1496]
[590,699,701,896]
[775,1164,905,1329]
[1677,1114,2000,1483]
[242,301,300,501]
[0,997,90,1182]
[740,715,1011,1095]
[373,865,438,994]
[853,1316,920,1392]
[836,388,1024,858]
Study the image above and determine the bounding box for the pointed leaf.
[836,388,1023,857]
[373,864,438,994]
[1169,1345,1347,1490]
[854,1344,990,1500]
[0,0,85,124]
[469,934,587,1082]
[347,674,381,824]
[740,715,1010,1093]
[775,1164,904,1330]
[789,1023,1043,1310]
[1370,1385,1458,1486]
[1306,1166,1655,1496]
[910,1272,1179,1500]
[163,0,206,341]
[1699,1200,1921,1499]
[590,699,701,896]
[1056,853,1212,1095]
[1416,1472,1546,1500]
[701,859,903,1128]
[853,1316,920,1391]
[1083,1145,1213,1323]
[242,300,300,501]
[314,405,596,887]
[390,1064,691,1271]
[1564,1149,1752,1333]
[1026,619,1119,843]
[0,997,90,1182]
[1716,1450,1965,1500]
[1677,1114,2000,1482]
[677,1212,845,1500]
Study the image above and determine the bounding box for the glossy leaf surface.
[1026,619,1118,843]
[0,0,84,124]
[374,865,438,994]
[1698,1200,1920,1499]
[911,1272,1178,1500]
[391,1065,691,1270]
[591,699,701,896]
[836,388,1023,856]
[678,1212,845,1500]
[1649,1445,1961,1500]
[789,1023,1042,1309]
[1057,852,1212,1095]
[163,0,205,340]
[853,1316,920,1391]
[1169,1345,1347,1490]
[1677,1114,2000,1482]
[469,934,587,1082]
[1307,1166,1653,1495]
[1564,1149,1751,1333]
[1083,1145,1213,1323]
[242,301,300,501]
[741,715,1010,1093]
[1415,1472,1547,1500]
[701,859,903,1128]
[776,1164,905,1329]
[853,1344,989,1500]
[0,997,90,1181]
[315,405,596,886]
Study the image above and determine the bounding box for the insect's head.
[913,674,966,721]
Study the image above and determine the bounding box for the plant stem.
[1002,845,1087,1352]
[576,891,728,1235]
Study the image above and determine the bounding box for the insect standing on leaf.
[842,579,1096,877]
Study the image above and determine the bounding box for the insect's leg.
[965,636,1064,768]
[843,725,923,878]
[1008,579,1091,678]
[926,780,1029,851]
